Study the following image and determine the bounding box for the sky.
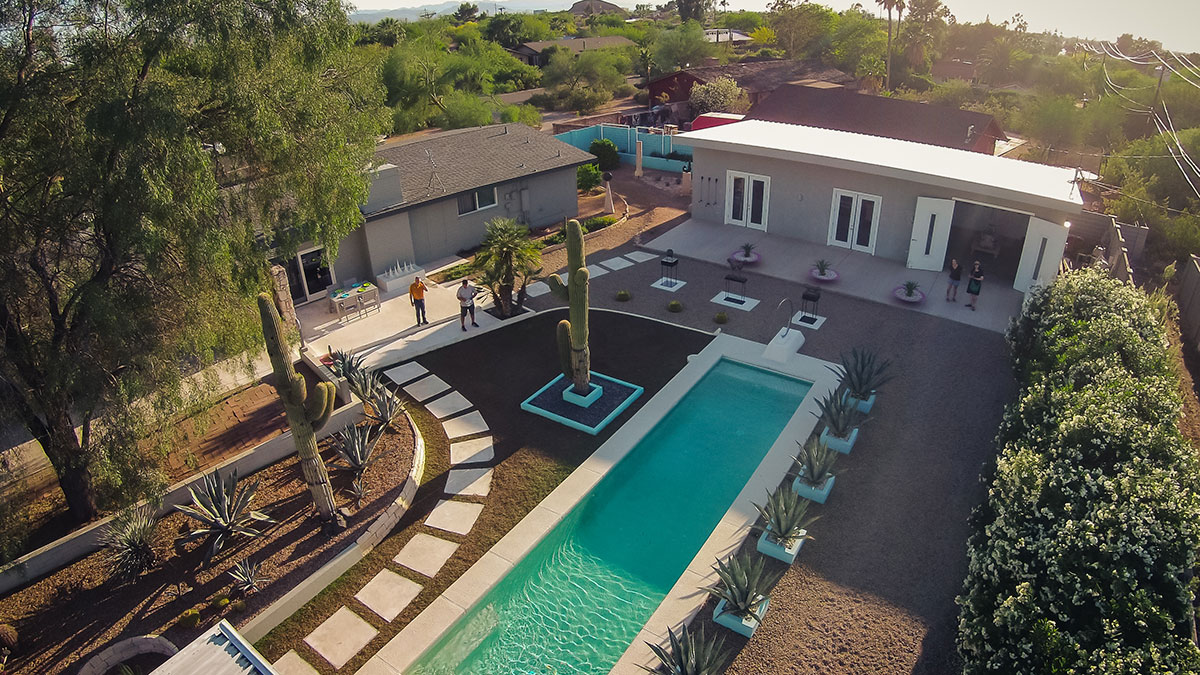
[347,0,1200,53]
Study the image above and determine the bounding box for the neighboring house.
[152,621,277,674]
[648,60,854,106]
[703,29,753,45]
[278,124,592,306]
[510,36,636,67]
[569,0,625,16]
[744,84,1008,154]
[678,120,1082,293]
[931,59,978,83]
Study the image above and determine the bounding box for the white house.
[677,120,1084,293]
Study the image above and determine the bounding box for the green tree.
[1022,95,1082,153]
[652,21,715,74]
[770,3,836,59]
[828,8,888,77]
[721,11,763,33]
[453,2,480,24]
[689,76,751,116]
[875,0,906,89]
[473,219,543,318]
[500,104,543,128]
[897,0,951,71]
[677,0,711,23]
[544,49,630,92]
[484,13,551,49]
[0,0,388,523]
[749,26,777,46]
[435,92,494,129]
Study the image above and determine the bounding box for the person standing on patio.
[946,258,962,302]
[457,278,480,331]
[965,261,984,310]
[409,276,428,326]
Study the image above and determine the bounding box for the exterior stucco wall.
[331,227,371,285]
[689,146,1077,263]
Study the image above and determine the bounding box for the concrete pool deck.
[354,331,839,674]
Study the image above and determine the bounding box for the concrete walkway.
[645,218,1024,334]
[274,363,498,675]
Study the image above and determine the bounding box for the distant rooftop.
[678,120,1082,212]
[516,35,635,54]
[673,60,854,93]
[704,28,752,43]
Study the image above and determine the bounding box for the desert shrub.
[615,290,631,301]
[567,87,611,115]
[714,311,728,324]
[230,599,247,613]
[500,103,542,128]
[526,91,560,110]
[433,91,492,129]
[958,267,1200,673]
[577,163,602,191]
[581,215,617,232]
[210,594,230,610]
[588,138,620,170]
[667,300,683,313]
[99,504,159,578]
[176,609,200,629]
[0,623,16,650]
[613,82,636,98]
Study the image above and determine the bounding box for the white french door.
[725,171,770,231]
[1013,217,1068,293]
[828,189,881,254]
[906,197,955,270]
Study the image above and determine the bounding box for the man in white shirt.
[457,278,479,331]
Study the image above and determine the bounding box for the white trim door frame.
[725,170,770,230]
[906,197,955,270]
[295,245,338,304]
[1014,217,1069,293]
[828,189,882,254]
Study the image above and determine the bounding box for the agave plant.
[707,552,784,622]
[641,623,727,675]
[175,469,274,567]
[366,387,404,431]
[347,478,370,509]
[828,347,894,402]
[794,438,838,489]
[98,504,160,578]
[327,347,366,381]
[333,422,380,479]
[349,368,384,403]
[813,389,860,440]
[228,558,270,595]
[902,280,920,297]
[814,258,832,275]
[754,485,819,549]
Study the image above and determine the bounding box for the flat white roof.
[678,120,1083,213]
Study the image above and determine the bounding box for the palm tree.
[474,218,543,318]
[875,0,905,90]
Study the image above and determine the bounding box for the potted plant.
[708,551,783,638]
[893,280,925,303]
[792,438,837,504]
[810,258,838,282]
[754,485,819,564]
[731,242,761,264]
[814,389,861,454]
[829,347,893,414]
[642,624,727,674]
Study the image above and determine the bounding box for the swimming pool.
[408,359,812,674]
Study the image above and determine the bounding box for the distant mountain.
[349,0,623,23]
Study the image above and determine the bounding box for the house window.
[457,187,498,216]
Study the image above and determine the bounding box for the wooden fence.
[1177,256,1200,349]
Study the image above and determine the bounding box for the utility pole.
[1148,64,1166,128]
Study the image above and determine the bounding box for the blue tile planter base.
[793,474,835,504]
[756,528,805,564]
[562,382,603,407]
[820,426,858,454]
[521,372,643,435]
[713,598,768,638]
[842,390,875,414]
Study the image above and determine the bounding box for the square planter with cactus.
[829,347,893,415]
[708,552,783,638]
[753,485,818,564]
[792,438,838,504]
[814,389,862,455]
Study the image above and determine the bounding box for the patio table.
[328,281,378,319]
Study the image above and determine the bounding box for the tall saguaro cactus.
[257,293,345,529]
[546,220,591,395]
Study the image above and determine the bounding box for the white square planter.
[820,426,858,454]
[792,473,835,504]
[562,382,603,407]
[756,528,805,564]
[713,597,769,638]
[842,389,875,414]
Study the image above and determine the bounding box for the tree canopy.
[0,0,388,522]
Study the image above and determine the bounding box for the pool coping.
[359,332,837,674]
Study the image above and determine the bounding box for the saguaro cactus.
[257,293,345,529]
[546,219,591,395]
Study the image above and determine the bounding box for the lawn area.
[254,308,713,672]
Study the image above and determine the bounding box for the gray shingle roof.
[366,124,594,218]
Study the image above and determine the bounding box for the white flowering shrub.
[959,269,1200,674]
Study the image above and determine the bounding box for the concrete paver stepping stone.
[446,467,493,497]
[425,499,484,535]
[426,391,472,419]
[599,256,634,271]
[383,362,428,386]
[526,281,550,297]
[403,374,451,402]
[394,532,460,577]
[274,651,319,675]
[304,607,378,670]
[625,251,659,263]
[442,410,489,439]
[450,436,494,465]
[585,264,609,278]
[355,568,423,622]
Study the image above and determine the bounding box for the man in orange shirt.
[409,276,428,325]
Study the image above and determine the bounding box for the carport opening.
[943,201,1030,285]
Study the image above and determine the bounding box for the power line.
[1151,114,1200,200]
[1082,178,1191,215]
[1157,102,1200,179]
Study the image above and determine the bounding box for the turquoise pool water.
[409,360,811,674]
